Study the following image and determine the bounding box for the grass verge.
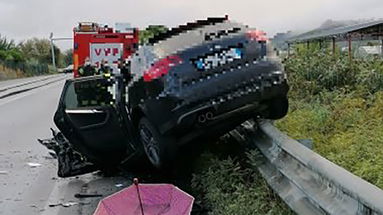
[276,48,383,188]
[190,138,294,215]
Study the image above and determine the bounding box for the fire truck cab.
[73,22,139,77]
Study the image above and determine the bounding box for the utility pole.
[49,32,56,71]
[49,33,73,72]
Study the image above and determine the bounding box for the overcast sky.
[1,0,382,50]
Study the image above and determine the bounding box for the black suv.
[53,17,289,174]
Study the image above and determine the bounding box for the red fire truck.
[73,22,139,77]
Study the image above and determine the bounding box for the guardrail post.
[348,34,353,62]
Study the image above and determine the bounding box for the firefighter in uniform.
[98,59,111,77]
[76,58,101,106]
[78,57,96,77]
[93,59,113,106]
[76,58,98,106]
[119,59,132,83]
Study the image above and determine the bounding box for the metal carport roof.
[288,19,383,43]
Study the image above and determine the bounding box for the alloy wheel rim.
[139,125,161,167]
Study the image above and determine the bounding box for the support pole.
[332,37,336,56]
[287,43,291,58]
[348,35,352,62]
[381,39,383,58]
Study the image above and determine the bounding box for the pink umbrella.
[93,179,194,215]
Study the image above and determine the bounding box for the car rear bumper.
[158,67,288,137]
[165,60,286,105]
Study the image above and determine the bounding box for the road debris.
[62,202,79,207]
[49,201,90,208]
[27,162,42,168]
[11,150,21,154]
[114,183,124,188]
[49,202,78,208]
[38,129,98,177]
[0,170,8,174]
[74,193,103,198]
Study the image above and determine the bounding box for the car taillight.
[246,30,268,42]
[143,55,183,82]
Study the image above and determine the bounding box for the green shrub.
[285,49,383,97]
[277,48,383,188]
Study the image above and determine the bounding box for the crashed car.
[50,17,289,176]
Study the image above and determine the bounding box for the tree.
[139,25,168,44]
[4,49,24,62]
[0,34,15,51]
[0,34,25,62]
[19,38,61,65]
[63,49,73,66]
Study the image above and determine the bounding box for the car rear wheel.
[263,97,289,120]
[138,117,176,169]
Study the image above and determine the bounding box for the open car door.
[54,75,137,167]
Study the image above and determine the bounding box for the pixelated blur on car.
[53,17,289,174]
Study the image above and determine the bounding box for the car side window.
[64,78,113,109]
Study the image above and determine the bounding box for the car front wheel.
[138,117,176,169]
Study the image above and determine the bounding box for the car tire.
[138,117,176,169]
[263,97,289,120]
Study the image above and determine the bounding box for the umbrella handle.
[134,178,145,215]
[133,178,139,185]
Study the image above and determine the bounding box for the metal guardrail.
[0,75,58,92]
[0,74,67,99]
[235,120,383,215]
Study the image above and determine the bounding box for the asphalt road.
[0,75,130,215]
